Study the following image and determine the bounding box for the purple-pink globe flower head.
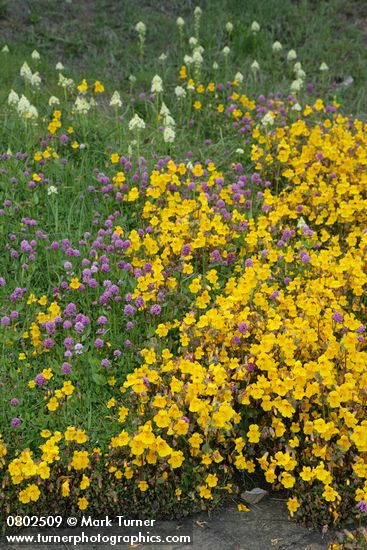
[356,500,367,513]
[332,312,343,323]
[61,362,72,375]
[11,417,22,427]
[35,373,47,387]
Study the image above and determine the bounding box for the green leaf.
[92,372,107,386]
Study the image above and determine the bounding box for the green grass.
[0,0,366,115]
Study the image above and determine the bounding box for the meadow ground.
[0,1,367,549]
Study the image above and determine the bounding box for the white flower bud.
[20,62,32,80]
[135,21,146,35]
[8,90,19,106]
[175,86,186,99]
[164,115,175,128]
[56,62,64,70]
[287,49,297,62]
[48,96,60,106]
[295,68,306,80]
[74,96,91,114]
[151,74,163,94]
[176,17,185,27]
[110,91,122,108]
[297,216,307,229]
[192,49,203,65]
[290,79,303,92]
[17,95,31,114]
[160,102,170,116]
[272,41,282,52]
[27,105,38,119]
[226,22,233,33]
[251,60,260,72]
[251,21,260,33]
[58,73,74,89]
[184,55,193,66]
[128,113,145,131]
[163,126,175,143]
[319,62,329,72]
[47,186,58,195]
[261,112,274,127]
[31,50,40,60]
[30,72,41,88]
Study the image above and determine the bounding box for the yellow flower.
[61,480,70,497]
[287,497,301,517]
[192,164,204,177]
[247,424,260,443]
[199,485,212,499]
[281,472,296,489]
[156,323,169,337]
[124,466,133,479]
[129,437,145,456]
[323,485,340,503]
[173,419,189,435]
[118,406,129,423]
[179,66,187,79]
[206,473,218,488]
[71,451,89,470]
[69,278,81,290]
[237,503,250,512]
[93,80,105,93]
[350,425,367,452]
[168,451,184,469]
[37,461,50,479]
[77,79,88,93]
[78,497,88,510]
[138,480,149,492]
[75,430,88,444]
[153,410,171,428]
[110,153,120,164]
[62,381,75,396]
[107,398,116,409]
[47,397,59,412]
[155,436,172,457]
[111,430,129,448]
[189,433,203,449]
[28,484,41,502]
[80,475,90,490]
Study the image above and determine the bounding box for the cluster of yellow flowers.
[102,106,366,522]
